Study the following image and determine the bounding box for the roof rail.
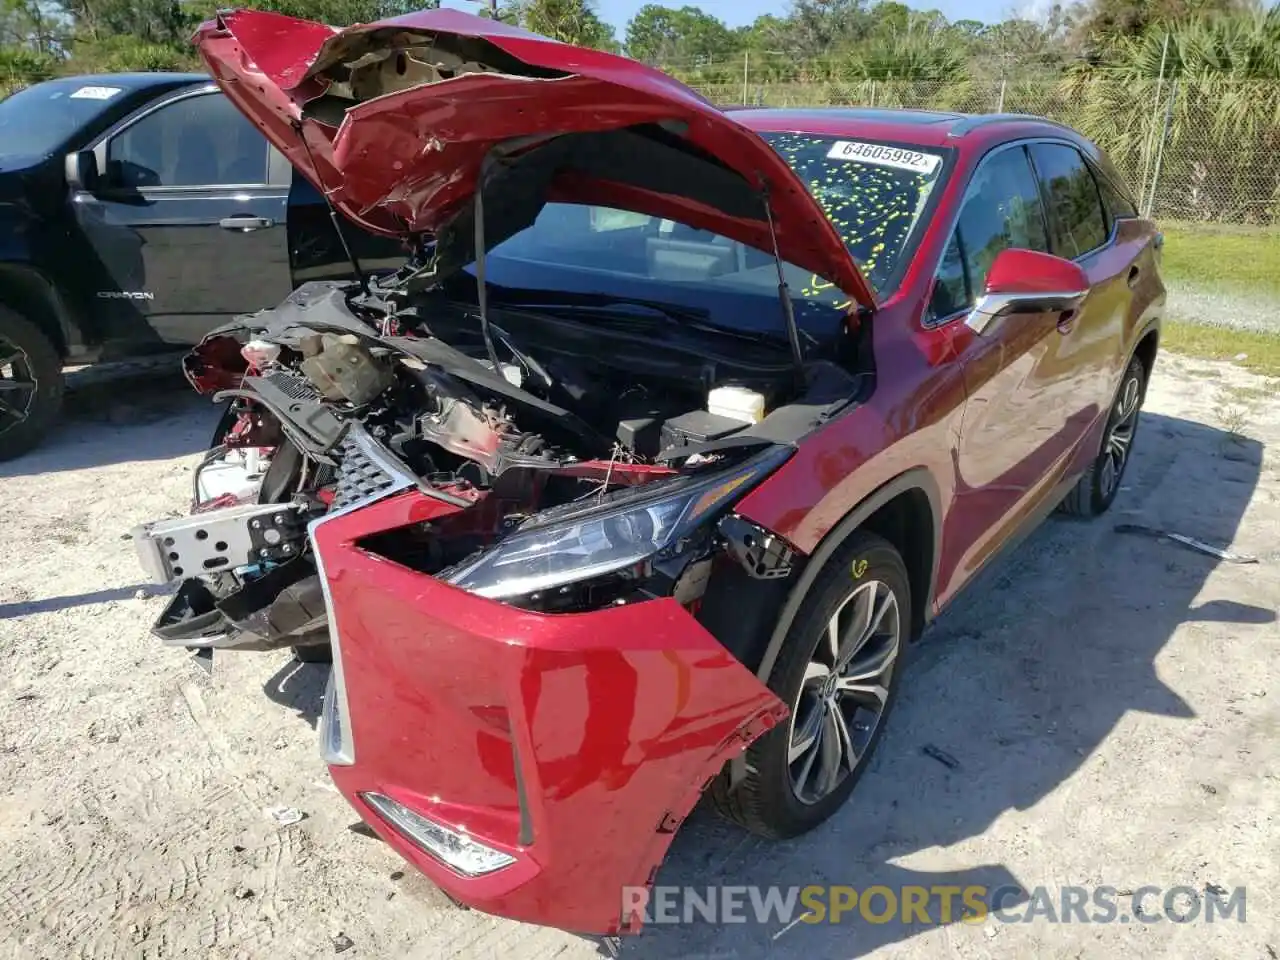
[947,113,1077,138]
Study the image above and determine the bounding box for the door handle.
[1127,265,1141,288]
[219,216,275,232]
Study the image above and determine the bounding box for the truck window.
[0,79,133,163]
[106,93,269,189]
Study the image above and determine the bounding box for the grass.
[1159,222,1280,296]
[1161,320,1280,377]
[1221,382,1278,402]
[1213,394,1251,440]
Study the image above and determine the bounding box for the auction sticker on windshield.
[826,141,941,174]
[69,86,123,100]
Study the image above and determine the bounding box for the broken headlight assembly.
[445,445,792,603]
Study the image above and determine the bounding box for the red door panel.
[942,310,1090,599]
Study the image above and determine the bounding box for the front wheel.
[0,306,64,461]
[711,531,909,839]
[1059,355,1146,518]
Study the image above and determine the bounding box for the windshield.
[0,79,130,162]
[474,134,945,338]
[762,133,946,296]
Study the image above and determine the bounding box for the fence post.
[870,80,876,107]
[1139,33,1171,217]
[1146,79,1178,219]
[742,51,749,106]
[996,77,1006,113]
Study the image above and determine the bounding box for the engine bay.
[133,278,863,654]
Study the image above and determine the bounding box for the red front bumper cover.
[313,490,787,934]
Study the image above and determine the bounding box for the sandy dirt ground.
[1,352,1278,960]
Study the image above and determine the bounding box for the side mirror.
[64,150,100,192]
[966,248,1089,335]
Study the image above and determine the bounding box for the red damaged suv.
[130,7,1164,938]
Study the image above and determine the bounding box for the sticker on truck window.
[70,86,123,101]
[826,141,941,174]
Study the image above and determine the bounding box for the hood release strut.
[296,122,368,296]
[760,181,806,388]
[472,170,503,375]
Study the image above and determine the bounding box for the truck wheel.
[711,531,908,839]
[292,644,332,663]
[1059,356,1146,518]
[0,305,64,462]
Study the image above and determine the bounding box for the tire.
[0,305,64,462]
[292,643,332,663]
[1059,355,1146,518]
[711,531,909,839]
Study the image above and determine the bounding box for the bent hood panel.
[193,8,874,307]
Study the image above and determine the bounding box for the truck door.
[71,88,293,347]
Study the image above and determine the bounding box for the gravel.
[1167,280,1280,332]
[1,355,1278,959]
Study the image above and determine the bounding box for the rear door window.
[1029,143,1109,258]
[1094,169,1139,225]
[928,144,1048,322]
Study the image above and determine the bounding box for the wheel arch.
[1132,322,1159,386]
[0,263,75,358]
[753,467,943,685]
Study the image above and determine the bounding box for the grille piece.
[331,435,397,510]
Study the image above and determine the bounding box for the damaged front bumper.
[311,488,788,934]
[131,425,790,932]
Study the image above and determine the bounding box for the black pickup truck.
[0,72,396,459]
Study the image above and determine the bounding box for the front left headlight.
[445,444,792,601]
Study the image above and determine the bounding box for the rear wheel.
[0,306,63,461]
[711,532,908,839]
[292,643,332,663]
[1059,355,1146,518]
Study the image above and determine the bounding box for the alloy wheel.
[788,578,901,805]
[0,335,36,436]
[1100,374,1141,500]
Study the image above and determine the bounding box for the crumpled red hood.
[193,8,874,307]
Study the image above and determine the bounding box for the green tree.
[57,0,195,45]
[2,0,67,53]
[866,1,911,39]
[522,0,615,48]
[625,4,738,65]
[1074,0,1252,49]
[243,0,428,25]
[844,26,967,79]
[785,0,871,58]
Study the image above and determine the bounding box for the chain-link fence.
[679,61,1280,227]
[6,53,1280,226]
